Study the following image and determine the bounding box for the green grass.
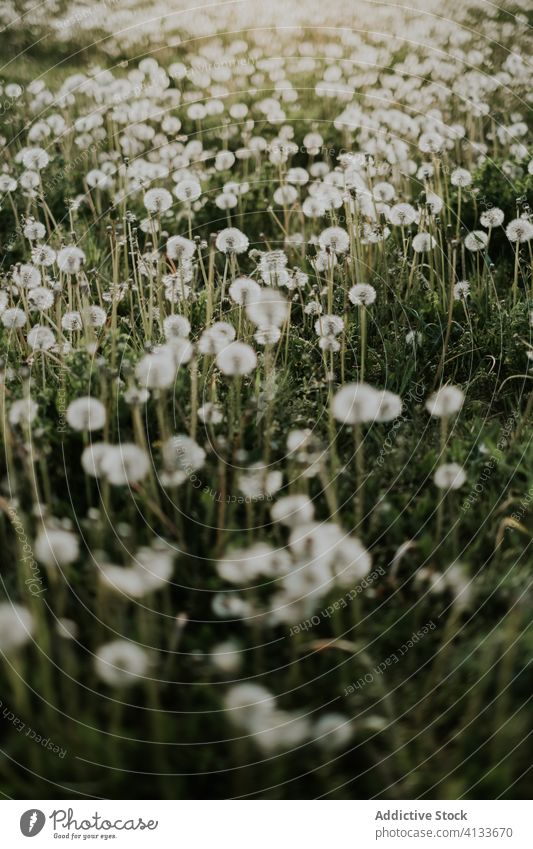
[0,4,532,799]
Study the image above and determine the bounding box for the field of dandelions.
[0,0,532,800]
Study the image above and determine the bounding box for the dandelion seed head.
[66,397,106,431]
[2,308,27,329]
[27,324,55,350]
[35,527,79,567]
[412,232,436,253]
[216,227,249,254]
[28,287,54,310]
[348,283,377,306]
[425,385,464,418]
[332,382,381,425]
[143,187,173,213]
[95,640,151,687]
[464,230,488,252]
[0,603,34,653]
[100,444,150,486]
[216,340,257,375]
[57,246,85,275]
[434,463,466,490]
[480,207,504,228]
[506,217,533,243]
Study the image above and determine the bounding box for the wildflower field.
[0,0,532,801]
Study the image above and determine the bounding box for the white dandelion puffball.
[98,563,148,599]
[28,287,54,311]
[215,150,235,171]
[61,311,83,332]
[162,434,206,479]
[238,464,283,500]
[271,494,314,527]
[94,640,151,687]
[209,640,243,675]
[450,168,472,188]
[224,683,277,721]
[22,146,50,170]
[273,185,298,206]
[88,306,107,328]
[99,444,150,486]
[314,714,353,751]
[198,402,223,425]
[332,382,382,425]
[0,175,17,192]
[318,226,350,254]
[136,351,176,390]
[174,179,201,202]
[32,245,56,267]
[216,192,238,210]
[246,287,288,329]
[216,341,257,376]
[163,314,191,339]
[57,246,85,275]
[506,218,533,243]
[215,227,249,254]
[66,397,106,431]
[314,314,344,337]
[349,284,377,306]
[464,230,488,252]
[389,203,417,226]
[434,463,467,490]
[454,281,470,301]
[425,385,464,418]
[480,207,504,228]
[166,235,196,261]
[419,131,444,154]
[412,232,437,253]
[27,325,55,351]
[375,389,402,422]
[100,549,173,599]
[144,187,173,213]
[8,398,38,428]
[229,276,261,306]
[302,196,327,219]
[81,442,113,478]
[426,192,443,216]
[35,527,79,567]
[0,603,34,653]
[166,337,193,367]
[2,307,27,329]
[13,263,41,288]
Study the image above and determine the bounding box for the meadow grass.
[0,0,532,799]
